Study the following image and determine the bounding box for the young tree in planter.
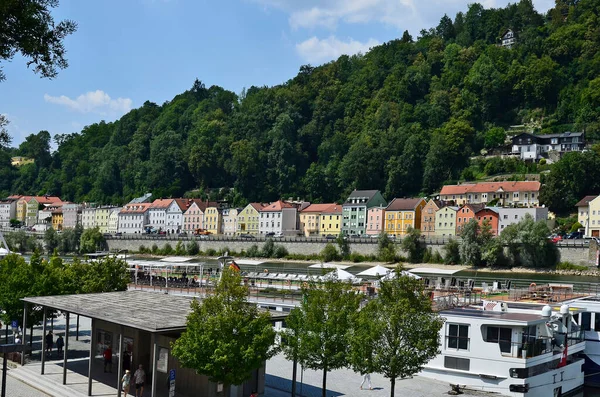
[172,268,277,395]
[349,270,443,397]
[286,279,361,397]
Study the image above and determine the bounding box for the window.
[447,324,469,350]
[503,215,508,219]
[485,326,512,353]
[444,356,470,371]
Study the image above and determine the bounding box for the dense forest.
[2,0,600,211]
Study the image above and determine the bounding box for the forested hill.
[2,0,600,206]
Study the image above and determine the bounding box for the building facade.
[148,199,173,233]
[342,190,387,236]
[319,204,342,236]
[222,208,240,235]
[237,203,263,235]
[511,132,585,161]
[440,181,541,207]
[82,208,97,230]
[62,203,82,229]
[576,196,596,237]
[456,204,484,234]
[299,204,334,237]
[183,200,212,233]
[434,206,459,237]
[165,199,190,234]
[204,205,222,235]
[259,200,297,236]
[497,207,549,233]
[421,199,441,237]
[384,198,427,237]
[95,207,112,233]
[117,203,151,234]
[366,206,385,236]
[475,207,500,236]
[0,199,16,228]
[108,207,121,234]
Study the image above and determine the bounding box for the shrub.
[443,239,460,265]
[556,261,588,271]
[186,241,199,255]
[175,241,185,255]
[349,253,365,263]
[151,243,159,254]
[401,227,424,263]
[320,243,339,262]
[246,244,260,257]
[273,245,288,258]
[139,244,147,254]
[377,233,397,263]
[162,243,174,255]
[261,239,275,258]
[205,248,217,256]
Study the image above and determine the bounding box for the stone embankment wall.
[106,237,590,265]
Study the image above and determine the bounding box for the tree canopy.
[0,1,599,211]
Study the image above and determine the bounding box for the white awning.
[356,265,393,277]
[322,268,356,281]
[308,263,351,270]
[160,257,194,262]
[235,259,266,266]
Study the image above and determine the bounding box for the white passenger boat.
[420,301,585,396]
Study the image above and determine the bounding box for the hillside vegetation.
[2,0,600,210]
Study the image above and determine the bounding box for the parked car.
[265,232,275,237]
[273,232,284,238]
[551,235,563,244]
[240,234,255,239]
[566,231,583,239]
[324,234,336,240]
[115,232,122,236]
[178,232,188,237]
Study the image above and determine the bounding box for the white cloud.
[44,90,132,115]
[296,36,380,63]
[254,0,555,31]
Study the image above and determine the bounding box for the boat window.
[595,313,600,331]
[485,326,512,353]
[447,324,469,350]
[580,312,592,331]
[444,356,470,371]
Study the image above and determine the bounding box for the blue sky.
[0,0,554,146]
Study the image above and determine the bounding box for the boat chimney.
[560,305,569,315]
[541,305,552,317]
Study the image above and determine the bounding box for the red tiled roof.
[575,195,598,207]
[260,200,294,212]
[440,182,541,195]
[386,198,425,211]
[249,203,265,212]
[150,199,174,209]
[174,198,192,211]
[322,204,342,215]
[120,203,152,214]
[301,203,337,213]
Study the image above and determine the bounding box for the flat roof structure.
[408,267,464,275]
[441,307,559,325]
[23,290,288,334]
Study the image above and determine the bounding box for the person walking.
[56,335,64,357]
[134,364,145,397]
[45,331,53,358]
[122,369,132,396]
[103,345,113,373]
[360,373,372,390]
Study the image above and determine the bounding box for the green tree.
[285,279,361,397]
[80,256,129,293]
[44,227,59,253]
[186,241,199,255]
[377,233,397,263]
[320,243,339,262]
[484,127,506,149]
[400,227,424,263]
[443,238,461,265]
[0,0,77,81]
[336,233,350,260]
[459,219,481,266]
[349,269,443,397]
[0,115,12,149]
[172,269,277,393]
[79,227,106,253]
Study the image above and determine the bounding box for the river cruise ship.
[420,301,585,397]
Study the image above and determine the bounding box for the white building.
[165,199,190,234]
[62,203,81,229]
[82,208,97,230]
[222,208,239,235]
[0,200,16,228]
[117,203,151,234]
[421,303,585,397]
[147,199,172,233]
[259,200,297,236]
[497,207,549,232]
[108,207,121,234]
[440,181,541,207]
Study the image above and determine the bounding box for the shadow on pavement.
[266,374,343,397]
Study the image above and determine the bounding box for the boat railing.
[502,329,584,359]
[433,291,482,311]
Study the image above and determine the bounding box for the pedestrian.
[103,345,113,373]
[360,373,372,390]
[134,364,145,397]
[14,334,21,344]
[123,350,131,372]
[122,369,132,396]
[56,335,64,357]
[45,331,53,358]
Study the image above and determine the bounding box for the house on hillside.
[440,181,541,207]
[342,190,387,236]
[500,29,517,48]
[384,198,427,237]
[511,132,585,161]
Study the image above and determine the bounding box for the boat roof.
[441,307,550,325]
[408,267,463,275]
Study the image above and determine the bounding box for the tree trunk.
[390,378,395,397]
[291,356,297,397]
[322,367,327,397]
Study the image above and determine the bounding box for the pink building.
[366,206,385,236]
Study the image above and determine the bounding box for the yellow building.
[237,203,263,235]
[204,206,222,235]
[11,156,34,167]
[319,204,342,236]
[16,197,29,223]
[384,198,427,237]
[95,207,112,233]
[299,203,334,237]
[52,210,64,231]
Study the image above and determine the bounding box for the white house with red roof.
[165,199,191,234]
[259,200,298,236]
[147,199,174,233]
[439,181,541,207]
[117,203,151,234]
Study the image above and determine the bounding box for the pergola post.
[151,336,158,397]
[88,318,96,396]
[76,315,80,341]
[20,303,27,366]
[117,327,123,397]
[63,312,69,385]
[41,307,47,375]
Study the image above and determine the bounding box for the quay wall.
[106,236,590,265]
